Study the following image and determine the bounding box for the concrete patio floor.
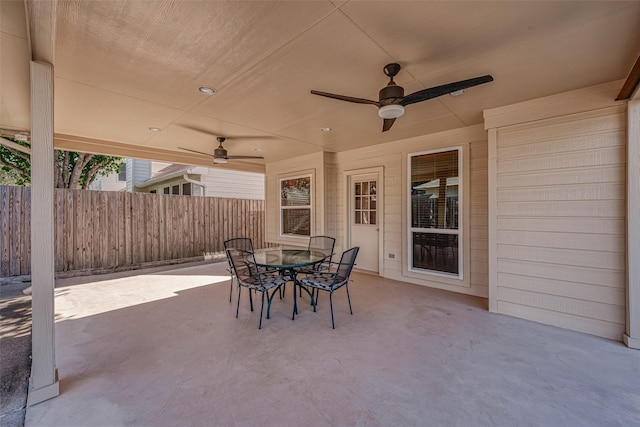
[25,261,639,427]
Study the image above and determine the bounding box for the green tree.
[0,137,124,189]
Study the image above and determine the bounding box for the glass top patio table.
[253,249,326,269]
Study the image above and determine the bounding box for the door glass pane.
[370,211,376,225]
[362,181,369,195]
[362,197,369,210]
[355,183,361,195]
[362,211,369,225]
[355,211,361,224]
[370,197,377,209]
[370,181,376,195]
[355,197,361,209]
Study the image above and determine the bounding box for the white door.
[348,172,380,273]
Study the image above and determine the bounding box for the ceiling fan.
[311,63,493,132]
[179,136,264,164]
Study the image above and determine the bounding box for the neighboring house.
[135,163,265,200]
[87,163,127,192]
[89,159,171,192]
[90,160,264,200]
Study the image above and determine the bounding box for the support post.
[624,99,640,349]
[27,60,59,405]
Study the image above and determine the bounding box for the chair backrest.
[333,246,359,285]
[224,238,255,273]
[226,248,260,284]
[224,237,255,253]
[308,236,336,267]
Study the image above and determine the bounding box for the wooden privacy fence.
[0,185,273,277]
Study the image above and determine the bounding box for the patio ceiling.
[2,1,640,167]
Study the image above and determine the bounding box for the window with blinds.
[280,175,312,237]
[409,148,461,276]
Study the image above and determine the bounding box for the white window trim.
[406,146,464,280]
[279,173,313,238]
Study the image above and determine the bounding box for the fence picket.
[0,186,269,276]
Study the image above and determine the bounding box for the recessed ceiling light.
[450,90,464,97]
[321,127,332,132]
[254,148,264,152]
[199,86,216,95]
[149,127,162,132]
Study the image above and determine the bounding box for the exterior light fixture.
[378,104,405,119]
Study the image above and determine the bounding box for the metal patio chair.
[223,238,255,303]
[296,246,359,329]
[292,236,336,299]
[226,248,288,329]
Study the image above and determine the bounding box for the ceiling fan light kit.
[311,63,493,132]
[378,104,405,119]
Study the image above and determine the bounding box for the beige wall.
[265,125,490,297]
[486,82,627,340]
[265,80,632,342]
[334,125,489,297]
[265,152,329,247]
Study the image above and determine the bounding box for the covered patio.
[25,261,639,426]
[2,0,639,412]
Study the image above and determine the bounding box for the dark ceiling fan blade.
[179,124,218,137]
[310,90,380,106]
[400,75,494,106]
[382,118,396,132]
[226,155,265,160]
[178,147,213,157]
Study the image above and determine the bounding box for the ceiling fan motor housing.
[379,84,404,103]
[214,146,227,157]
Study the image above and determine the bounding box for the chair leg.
[229,276,235,303]
[345,283,353,315]
[249,288,254,312]
[258,291,265,329]
[292,281,297,320]
[236,285,241,318]
[329,292,335,329]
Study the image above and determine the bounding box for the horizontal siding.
[498,259,624,288]
[497,165,624,188]
[469,139,489,293]
[494,107,626,340]
[497,147,625,174]
[203,169,264,200]
[498,272,624,306]
[497,301,623,341]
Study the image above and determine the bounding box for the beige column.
[624,99,640,349]
[27,60,59,405]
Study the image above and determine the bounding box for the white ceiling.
[2,1,639,166]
